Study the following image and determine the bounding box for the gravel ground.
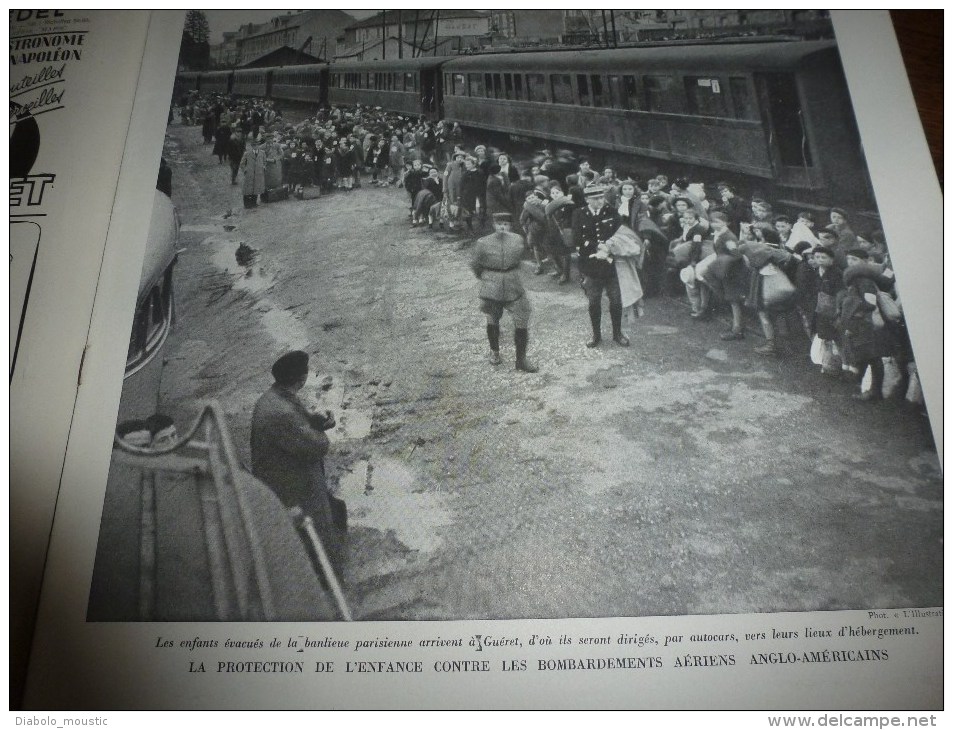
[150,120,942,621]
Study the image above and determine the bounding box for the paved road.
[155,120,942,621]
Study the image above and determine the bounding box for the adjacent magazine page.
[19,9,942,710]
[9,9,184,708]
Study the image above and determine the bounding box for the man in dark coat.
[572,184,628,347]
[471,213,538,372]
[485,164,510,217]
[226,127,245,185]
[251,351,345,578]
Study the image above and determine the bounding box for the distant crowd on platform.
[176,92,922,406]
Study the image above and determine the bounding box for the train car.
[270,63,328,105]
[441,41,874,211]
[173,71,200,100]
[232,67,271,98]
[199,69,233,95]
[328,57,449,118]
[115,188,179,425]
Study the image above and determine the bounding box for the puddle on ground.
[336,457,452,554]
[209,237,276,295]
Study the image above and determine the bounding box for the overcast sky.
[204,9,377,45]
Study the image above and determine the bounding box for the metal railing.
[113,400,351,621]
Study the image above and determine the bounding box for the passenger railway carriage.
[270,63,328,105]
[174,71,200,98]
[175,39,876,211]
[198,69,233,95]
[441,41,872,211]
[232,68,270,98]
[327,57,448,118]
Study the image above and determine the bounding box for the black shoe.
[613,334,630,347]
[586,336,601,348]
[720,330,745,341]
[516,358,538,373]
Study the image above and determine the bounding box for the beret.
[272,350,309,384]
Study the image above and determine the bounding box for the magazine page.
[9,9,184,708]
[21,9,942,711]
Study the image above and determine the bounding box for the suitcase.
[261,186,289,203]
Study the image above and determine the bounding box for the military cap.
[583,183,608,198]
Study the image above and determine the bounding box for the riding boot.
[610,305,630,346]
[558,255,571,284]
[486,324,501,365]
[514,328,538,372]
[587,306,602,348]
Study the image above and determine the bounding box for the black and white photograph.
[86,9,942,626]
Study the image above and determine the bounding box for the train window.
[609,75,639,110]
[453,73,466,96]
[551,74,572,105]
[577,74,590,106]
[643,75,680,113]
[492,73,503,99]
[503,73,513,100]
[684,76,728,118]
[590,75,606,107]
[513,74,523,101]
[526,73,546,102]
[406,72,415,92]
[468,73,484,97]
[729,77,758,120]
[483,73,493,98]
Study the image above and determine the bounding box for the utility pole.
[610,9,618,47]
[411,10,420,58]
[397,9,403,59]
[433,10,440,56]
[381,10,386,60]
[600,10,610,47]
[419,10,435,57]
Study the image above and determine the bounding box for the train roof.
[441,40,838,73]
[270,63,328,73]
[329,56,451,72]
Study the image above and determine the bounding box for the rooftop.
[345,9,487,31]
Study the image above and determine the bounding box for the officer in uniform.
[572,183,629,347]
[470,212,538,372]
